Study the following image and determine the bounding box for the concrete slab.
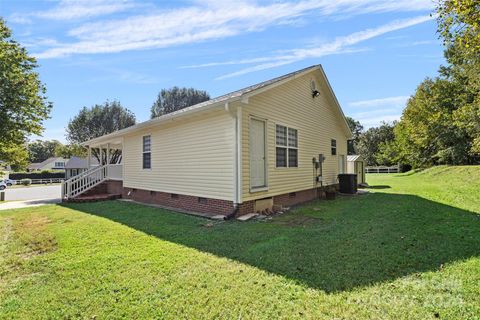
[237,213,258,221]
[211,215,226,220]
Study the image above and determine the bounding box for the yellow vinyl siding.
[123,110,235,201]
[240,72,349,202]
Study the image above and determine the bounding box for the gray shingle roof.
[65,156,99,169]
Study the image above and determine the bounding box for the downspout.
[224,101,241,219]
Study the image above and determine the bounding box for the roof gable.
[83,64,352,145]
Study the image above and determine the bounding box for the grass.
[1,165,479,319]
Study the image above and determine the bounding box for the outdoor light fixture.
[312,90,320,98]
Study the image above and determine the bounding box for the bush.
[399,164,412,173]
[9,172,65,180]
[20,179,32,186]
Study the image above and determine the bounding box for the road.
[4,185,61,201]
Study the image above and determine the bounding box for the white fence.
[8,178,64,185]
[365,166,400,174]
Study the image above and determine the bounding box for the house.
[347,155,366,185]
[28,157,68,172]
[63,65,352,217]
[64,156,99,179]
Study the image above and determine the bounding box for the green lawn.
[1,166,479,319]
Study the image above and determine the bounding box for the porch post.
[87,146,91,168]
[106,143,110,178]
[107,143,111,164]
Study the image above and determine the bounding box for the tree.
[345,116,364,155]
[436,1,480,154]
[0,19,51,167]
[393,76,475,167]
[436,0,480,57]
[55,144,86,159]
[356,122,396,166]
[0,143,28,171]
[66,100,136,163]
[28,140,63,163]
[150,87,210,118]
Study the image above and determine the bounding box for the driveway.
[4,185,62,201]
[0,185,62,211]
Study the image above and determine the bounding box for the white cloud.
[215,15,433,79]
[34,0,136,20]
[348,96,410,108]
[33,0,434,59]
[347,95,410,127]
[354,114,401,128]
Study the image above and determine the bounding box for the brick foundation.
[84,180,330,217]
[122,187,235,216]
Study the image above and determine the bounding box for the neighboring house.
[27,157,68,172]
[64,65,352,217]
[65,156,99,179]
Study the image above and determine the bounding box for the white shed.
[347,155,366,185]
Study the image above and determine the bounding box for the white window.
[142,135,151,169]
[55,162,64,167]
[331,139,337,155]
[276,125,298,168]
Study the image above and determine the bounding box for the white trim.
[275,123,299,168]
[236,106,243,204]
[142,134,152,170]
[250,186,269,193]
[249,115,268,190]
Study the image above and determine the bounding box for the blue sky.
[1,0,444,142]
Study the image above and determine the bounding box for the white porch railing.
[107,164,123,180]
[62,165,107,200]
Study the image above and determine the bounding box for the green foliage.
[54,144,86,158]
[375,140,400,166]
[150,87,210,118]
[345,116,364,155]
[66,100,136,144]
[373,1,480,168]
[436,0,480,55]
[0,142,28,171]
[20,178,32,186]
[28,140,62,163]
[66,100,135,162]
[0,19,51,149]
[393,76,475,167]
[356,122,396,166]
[436,1,480,156]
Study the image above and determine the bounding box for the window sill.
[250,186,269,193]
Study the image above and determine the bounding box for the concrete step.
[236,213,259,221]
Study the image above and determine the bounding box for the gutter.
[224,101,243,218]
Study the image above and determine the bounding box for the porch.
[86,141,124,180]
[62,139,124,201]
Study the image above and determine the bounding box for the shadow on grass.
[63,191,480,293]
[366,185,391,189]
